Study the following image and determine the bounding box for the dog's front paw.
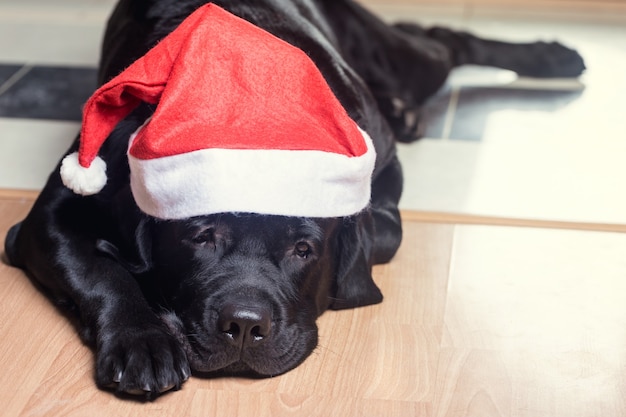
[96,325,191,399]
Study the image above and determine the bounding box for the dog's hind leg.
[320,0,457,143]
[395,24,586,78]
[4,222,24,267]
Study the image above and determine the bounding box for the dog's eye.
[191,228,215,246]
[294,242,312,259]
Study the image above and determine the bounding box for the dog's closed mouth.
[159,310,313,377]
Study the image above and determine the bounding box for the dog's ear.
[329,213,383,310]
[95,187,153,274]
[95,216,153,274]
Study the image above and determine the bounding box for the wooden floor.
[1,192,626,416]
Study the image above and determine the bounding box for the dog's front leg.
[5,191,190,399]
[369,154,403,265]
[79,257,190,398]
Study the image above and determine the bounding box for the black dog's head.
[100,209,382,376]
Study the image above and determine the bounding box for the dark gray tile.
[449,87,584,141]
[0,66,97,121]
[419,89,451,139]
[0,64,23,86]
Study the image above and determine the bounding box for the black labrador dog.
[3,0,584,399]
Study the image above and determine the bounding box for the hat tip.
[60,152,107,196]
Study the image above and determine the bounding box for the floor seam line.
[0,64,34,96]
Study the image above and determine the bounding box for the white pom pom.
[60,152,107,195]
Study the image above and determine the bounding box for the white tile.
[0,1,114,66]
[447,66,586,91]
[0,21,106,67]
[0,118,77,190]
[398,139,482,213]
[467,2,626,27]
[465,12,626,51]
[0,0,116,19]
[362,2,467,27]
[398,130,626,224]
[446,66,518,89]
[463,137,626,224]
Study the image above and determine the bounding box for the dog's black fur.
[3,0,584,399]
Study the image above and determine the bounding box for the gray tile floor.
[0,65,96,120]
[1,0,625,224]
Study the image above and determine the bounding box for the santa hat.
[60,3,375,219]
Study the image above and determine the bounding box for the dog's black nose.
[218,303,272,348]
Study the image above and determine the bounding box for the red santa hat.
[60,3,375,219]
